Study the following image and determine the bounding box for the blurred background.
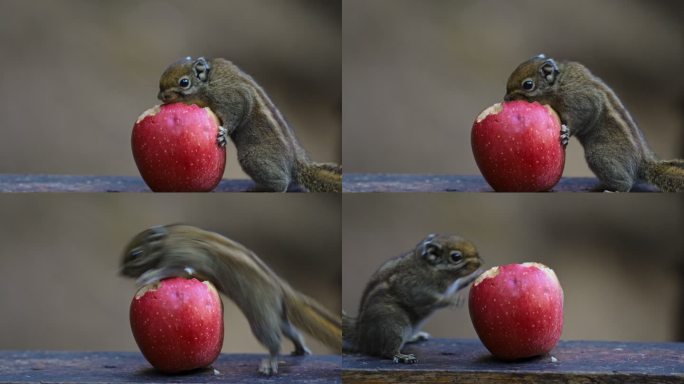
[0,194,341,354]
[0,0,340,180]
[343,194,684,342]
[343,0,683,176]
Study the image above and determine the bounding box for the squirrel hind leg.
[280,320,312,356]
[258,356,279,376]
[585,150,637,192]
[240,157,292,192]
[249,312,284,375]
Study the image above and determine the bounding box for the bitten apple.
[468,263,563,360]
[130,277,224,373]
[471,101,565,192]
[132,103,225,192]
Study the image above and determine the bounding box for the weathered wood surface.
[0,351,340,383]
[0,174,259,192]
[343,174,660,192]
[342,339,684,383]
[0,174,662,193]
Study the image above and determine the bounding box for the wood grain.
[343,174,660,192]
[342,339,684,383]
[0,174,258,192]
[0,351,340,383]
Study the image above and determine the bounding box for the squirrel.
[120,224,342,375]
[505,54,684,192]
[157,57,342,192]
[343,234,483,363]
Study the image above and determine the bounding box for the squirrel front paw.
[393,353,418,364]
[560,124,570,147]
[217,126,228,148]
[407,331,430,343]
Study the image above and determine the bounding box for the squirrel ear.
[539,58,559,85]
[146,225,168,242]
[193,57,211,82]
[419,234,441,263]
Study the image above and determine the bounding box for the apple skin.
[471,101,565,192]
[132,103,225,192]
[129,277,224,373]
[468,263,563,360]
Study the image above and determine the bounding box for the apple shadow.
[473,353,549,366]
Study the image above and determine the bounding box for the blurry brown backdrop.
[0,0,341,180]
[0,194,341,354]
[343,194,684,342]
[343,0,683,176]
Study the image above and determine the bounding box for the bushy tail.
[283,288,342,352]
[643,159,684,192]
[295,161,342,192]
[342,311,357,352]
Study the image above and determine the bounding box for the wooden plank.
[0,174,260,192]
[342,339,684,383]
[0,351,340,383]
[0,174,661,193]
[342,174,660,192]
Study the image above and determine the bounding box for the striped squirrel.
[121,224,341,375]
[505,55,683,192]
[343,234,482,363]
[158,57,341,192]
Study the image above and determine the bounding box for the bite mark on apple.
[521,262,559,284]
[473,266,500,286]
[202,280,221,297]
[135,281,162,299]
[476,103,503,123]
[542,104,561,122]
[202,107,222,126]
[136,105,162,124]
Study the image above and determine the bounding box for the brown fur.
[344,234,482,363]
[158,57,341,192]
[120,224,341,375]
[505,55,683,192]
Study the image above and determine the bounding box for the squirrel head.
[158,57,212,105]
[120,224,173,278]
[504,54,560,102]
[416,233,482,277]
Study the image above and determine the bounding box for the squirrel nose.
[503,94,512,102]
[158,90,175,103]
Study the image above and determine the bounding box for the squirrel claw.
[560,124,570,147]
[393,353,418,364]
[291,346,312,356]
[258,357,278,376]
[217,126,228,148]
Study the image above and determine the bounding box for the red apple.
[132,103,225,192]
[471,101,565,191]
[130,277,224,373]
[469,262,563,360]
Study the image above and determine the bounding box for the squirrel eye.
[129,248,143,259]
[522,79,535,91]
[178,77,191,89]
[449,250,463,262]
